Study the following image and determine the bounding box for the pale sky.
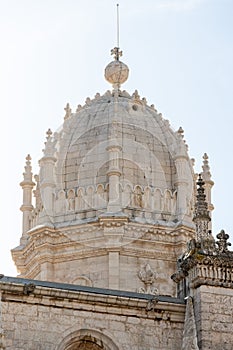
[0,0,233,276]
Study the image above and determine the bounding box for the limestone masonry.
[0,47,232,349]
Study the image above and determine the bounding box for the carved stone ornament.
[0,331,5,350]
[171,231,233,289]
[146,296,158,312]
[138,263,158,295]
[23,283,36,295]
[172,173,233,290]
[216,229,231,253]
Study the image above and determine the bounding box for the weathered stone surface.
[6,47,231,350]
[182,297,199,350]
[0,278,185,350]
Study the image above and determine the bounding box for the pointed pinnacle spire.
[42,129,56,158]
[22,154,33,182]
[193,174,211,241]
[202,153,212,182]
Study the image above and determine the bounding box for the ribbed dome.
[13,51,211,291]
[34,89,195,228]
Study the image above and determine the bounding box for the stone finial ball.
[104,60,129,86]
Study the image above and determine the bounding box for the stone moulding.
[0,276,185,323]
[12,222,195,281]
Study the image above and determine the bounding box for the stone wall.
[0,278,185,350]
[193,285,233,350]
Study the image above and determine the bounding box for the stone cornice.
[0,276,185,322]
[12,222,195,274]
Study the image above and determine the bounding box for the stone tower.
[0,47,232,350]
[11,47,202,297]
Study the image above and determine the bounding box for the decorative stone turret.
[174,127,190,221]
[38,129,57,225]
[193,174,213,243]
[20,154,35,245]
[201,153,214,230]
[171,175,233,348]
[171,175,233,294]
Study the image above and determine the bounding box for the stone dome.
[13,52,199,289]
[33,88,195,229]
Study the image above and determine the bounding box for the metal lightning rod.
[117,3,120,48]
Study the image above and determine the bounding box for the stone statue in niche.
[137,263,158,295]
[76,188,85,210]
[67,189,75,211]
[143,187,151,209]
[133,186,143,208]
[55,190,68,214]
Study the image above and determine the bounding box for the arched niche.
[57,329,119,350]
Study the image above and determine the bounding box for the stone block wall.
[193,285,233,350]
[2,302,184,350]
[0,279,185,350]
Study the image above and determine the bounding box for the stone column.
[106,143,122,213]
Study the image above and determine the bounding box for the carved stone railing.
[171,231,233,295]
[29,183,179,230]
